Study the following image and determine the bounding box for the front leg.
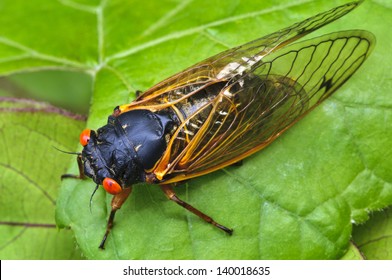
[99,186,133,249]
[61,153,85,180]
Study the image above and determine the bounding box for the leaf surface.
[0,0,390,259]
[0,98,85,259]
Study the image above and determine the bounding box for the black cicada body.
[69,1,375,249]
[81,110,175,189]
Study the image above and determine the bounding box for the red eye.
[102,178,122,195]
[79,129,91,146]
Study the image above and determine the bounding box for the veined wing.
[118,1,362,113]
[158,29,374,183]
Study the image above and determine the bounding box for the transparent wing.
[119,1,362,113]
[159,30,374,183]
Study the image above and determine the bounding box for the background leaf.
[352,207,392,259]
[1,71,92,115]
[0,98,85,259]
[339,242,365,260]
[0,0,391,259]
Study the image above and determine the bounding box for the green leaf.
[1,0,391,259]
[339,242,364,260]
[0,98,85,259]
[352,207,392,259]
[3,71,93,115]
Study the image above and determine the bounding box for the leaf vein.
[142,0,194,37]
[57,0,98,13]
[106,0,313,62]
[0,37,89,69]
[0,163,56,205]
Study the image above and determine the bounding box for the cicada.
[65,1,374,249]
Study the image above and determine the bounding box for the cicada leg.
[160,184,233,235]
[61,154,85,180]
[99,186,132,249]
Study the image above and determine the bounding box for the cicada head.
[80,126,141,195]
[79,110,175,195]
